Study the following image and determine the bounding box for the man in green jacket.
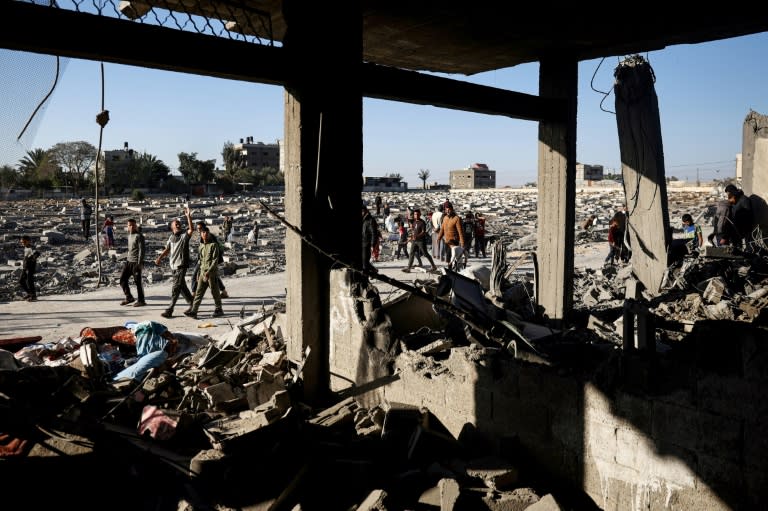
[184,225,223,319]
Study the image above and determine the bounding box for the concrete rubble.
[1,186,767,509]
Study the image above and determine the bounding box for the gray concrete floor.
[1,243,610,344]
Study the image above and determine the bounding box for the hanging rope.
[94,62,109,287]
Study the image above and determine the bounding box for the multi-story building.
[362,176,408,192]
[575,163,604,184]
[449,163,496,189]
[235,136,280,171]
[103,142,135,193]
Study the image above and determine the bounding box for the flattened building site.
[2,2,768,510]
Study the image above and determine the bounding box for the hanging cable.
[94,62,110,287]
[589,57,615,115]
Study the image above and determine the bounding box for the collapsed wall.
[329,268,768,510]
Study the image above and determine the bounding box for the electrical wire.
[589,57,615,115]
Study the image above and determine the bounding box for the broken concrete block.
[526,493,563,510]
[203,382,237,406]
[74,248,92,263]
[357,489,388,511]
[41,230,65,244]
[439,478,460,511]
[705,301,734,320]
[703,277,727,304]
[465,455,519,491]
[244,374,286,409]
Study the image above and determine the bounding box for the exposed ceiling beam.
[0,1,287,85]
[0,1,563,122]
[363,64,565,122]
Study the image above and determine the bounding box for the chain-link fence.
[20,0,278,46]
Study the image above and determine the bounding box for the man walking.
[155,207,194,318]
[402,209,437,273]
[437,201,465,268]
[80,198,93,240]
[222,214,234,242]
[185,225,224,319]
[191,220,229,298]
[362,204,380,273]
[19,235,40,302]
[119,218,146,307]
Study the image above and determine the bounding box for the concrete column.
[743,110,768,232]
[282,0,363,403]
[614,55,671,295]
[536,57,577,322]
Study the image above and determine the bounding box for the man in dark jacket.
[722,184,754,248]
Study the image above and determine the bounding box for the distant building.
[576,163,604,184]
[427,182,450,190]
[235,136,280,171]
[363,176,408,192]
[103,142,136,193]
[449,163,496,189]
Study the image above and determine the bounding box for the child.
[102,215,115,248]
[395,220,409,259]
[682,213,703,251]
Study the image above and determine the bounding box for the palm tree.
[17,148,55,189]
[417,168,431,189]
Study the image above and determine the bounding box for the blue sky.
[2,31,767,188]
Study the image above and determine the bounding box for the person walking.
[185,225,224,319]
[402,209,437,273]
[247,220,260,246]
[431,204,443,260]
[362,204,380,272]
[437,201,465,268]
[191,220,229,298]
[155,207,194,318]
[605,218,621,265]
[462,211,475,258]
[395,219,409,259]
[80,198,93,240]
[222,215,234,243]
[19,235,40,302]
[119,218,146,306]
[474,213,487,258]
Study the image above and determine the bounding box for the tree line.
[0,140,284,196]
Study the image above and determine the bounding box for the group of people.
[362,199,489,274]
[598,183,758,267]
[152,208,229,319]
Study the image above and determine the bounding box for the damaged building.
[2,2,768,510]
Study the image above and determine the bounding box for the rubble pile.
[0,300,576,510]
[3,186,764,509]
[0,193,287,302]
